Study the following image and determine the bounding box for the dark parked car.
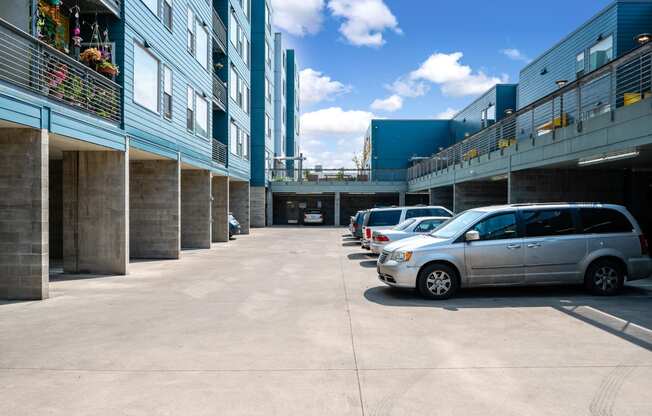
[229,214,241,238]
[350,210,366,239]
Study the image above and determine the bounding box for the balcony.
[0,18,121,123]
[212,74,227,111]
[212,9,227,54]
[270,168,407,183]
[212,139,227,166]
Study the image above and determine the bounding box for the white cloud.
[434,108,459,119]
[500,48,531,63]
[300,68,352,106]
[301,107,374,135]
[370,94,403,112]
[271,0,325,36]
[409,52,508,97]
[301,136,364,169]
[328,0,401,47]
[385,77,430,98]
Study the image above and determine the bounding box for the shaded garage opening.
[406,193,429,206]
[273,193,336,226]
[339,193,400,226]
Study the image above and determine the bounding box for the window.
[243,37,250,67]
[230,66,238,101]
[523,209,576,237]
[195,93,208,137]
[415,219,446,233]
[187,8,195,54]
[393,219,417,231]
[229,11,238,47]
[142,0,157,15]
[243,132,249,159]
[242,0,249,19]
[133,42,160,113]
[186,86,194,131]
[405,208,452,219]
[367,210,402,227]
[579,208,633,234]
[163,66,173,119]
[196,22,209,69]
[471,213,519,241]
[265,114,271,140]
[230,120,238,155]
[265,78,272,102]
[486,105,496,123]
[243,83,249,114]
[589,35,613,71]
[265,40,272,67]
[576,52,585,77]
[265,3,271,32]
[163,0,172,30]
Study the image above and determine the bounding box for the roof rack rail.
[509,202,602,207]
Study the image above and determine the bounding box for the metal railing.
[212,139,227,166]
[212,8,227,53]
[212,74,227,110]
[408,42,652,181]
[0,18,121,123]
[269,169,407,183]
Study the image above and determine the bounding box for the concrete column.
[454,180,508,213]
[212,175,229,242]
[266,188,273,226]
[399,191,406,207]
[250,186,266,228]
[334,192,341,226]
[63,150,129,275]
[0,128,48,300]
[510,169,626,204]
[181,170,212,249]
[230,181,250,234]
[429,186,454,212]
[130,160,180,259]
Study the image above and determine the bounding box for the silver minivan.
[377,203,651,299]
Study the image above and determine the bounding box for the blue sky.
[271,0,613,168]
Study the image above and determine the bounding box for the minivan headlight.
[392,251,413,262]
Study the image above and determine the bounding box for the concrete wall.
[454,180,508,213]
[230,181,250,234]
[429,186,454,212]
[250,186,266,228]
[49,159,63,260]
[181,170,212,249]
[130,160,180,259]
[510,169,626,204]
[212,175,229,242]
[0,128,48,300]
[63,151,129,275]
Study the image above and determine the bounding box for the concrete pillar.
[63,150,129,275]
[181,170,212,249]
[510,169,626,204]
[334,192,341,226]
[250,186,266,228]
[212,175,229,242]
[230,181,250,234]
[266,188,273,226]
[399,191,406,207]
[0,128,49,300]
[454,180,508,213]
[429,186,454,212]
[130,160,180,259]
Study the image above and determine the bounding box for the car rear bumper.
[627,257,652,281]
[377,260,419,288]
[304,219,324,224]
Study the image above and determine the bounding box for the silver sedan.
[370,217,449,254]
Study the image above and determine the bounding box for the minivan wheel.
[586,259,624,296]
[417,263,459,300]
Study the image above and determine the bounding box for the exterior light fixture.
[143,40,152,49]
[578,149,639,166]
[635,33,652,45]
[505,108,514,116]
[597,33,604,42]
[556,79,568,89]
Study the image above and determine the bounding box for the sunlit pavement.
[1,227,651,415]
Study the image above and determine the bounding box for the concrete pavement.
[1,228,651,415]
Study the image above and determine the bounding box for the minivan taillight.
[365,228,371,239]
[639,234,649,256]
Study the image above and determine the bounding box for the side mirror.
[465,230,480,242]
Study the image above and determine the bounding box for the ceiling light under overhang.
[578,150,640,166]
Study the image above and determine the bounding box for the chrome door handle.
[507,244,521,249]
[527,243,541,248]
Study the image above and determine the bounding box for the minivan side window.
[579,208,633,234]
[368,210,402,227]
[415,219,445,233]
[405,208,451,219]
[470,213,518,241]
[523,209,576,237]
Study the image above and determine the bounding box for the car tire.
[417,263,459,300]
[585,259,624,296]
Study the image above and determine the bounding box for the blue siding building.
[273,32,286,170]
[450,84,517,142]
[285,48,300,174]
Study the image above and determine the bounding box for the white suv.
[361,206,453,250]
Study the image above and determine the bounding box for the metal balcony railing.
[0,18,121,123]
[407,41,652,182]
[212,9,227,53]
[212,139,227,166]
[269,169,407,183]
[212,74,227,110]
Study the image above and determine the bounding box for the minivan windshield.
[393,218,417,231]
[430,210,485,239]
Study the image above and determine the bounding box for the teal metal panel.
[450,85,517,143]
[285,49,298,172]
[0,88,42,128]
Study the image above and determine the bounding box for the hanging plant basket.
[97,61,119,77]
[80,47,102,65]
